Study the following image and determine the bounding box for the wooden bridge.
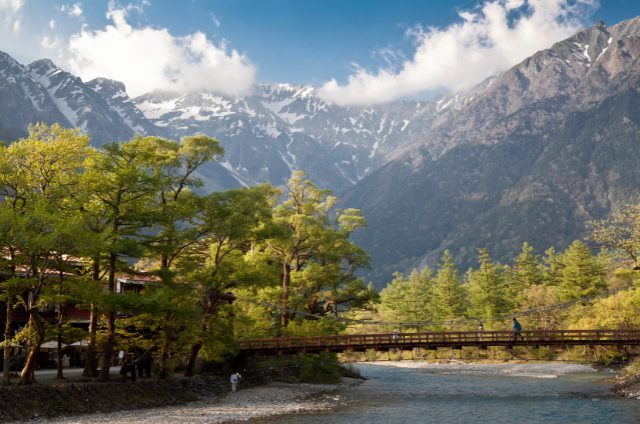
[238,330,640,356]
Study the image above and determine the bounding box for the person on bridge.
[477,322,484,341]
[392,329,399,342]
[513,317,522,340]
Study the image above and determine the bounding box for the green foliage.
[557,240,606,301]
[518,284,563,330]
[433,250,467,321]
[8,122,640,377]
[591,199,640,268]
[569,288,640,329]
[282,317,346,337]
[466,249,513,324]
[297,353,342,384]
[257,171,371,329]
[379,268,436,326]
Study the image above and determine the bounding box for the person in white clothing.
[230,372,240,392]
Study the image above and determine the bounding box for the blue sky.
[1,0,639,103]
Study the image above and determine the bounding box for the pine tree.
[558,240,606,301]
[379,267,436,327]
[433,250,467,322]
[466,249,513,325]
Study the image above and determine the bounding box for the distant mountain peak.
[87,77,127,94]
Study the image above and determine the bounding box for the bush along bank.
[232,352,363,386]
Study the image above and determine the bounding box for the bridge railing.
[238,329,640,352]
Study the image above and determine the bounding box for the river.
[252,361,640,424]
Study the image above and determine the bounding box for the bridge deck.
[238,330,640,355]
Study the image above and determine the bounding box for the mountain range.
[1,17,639,288]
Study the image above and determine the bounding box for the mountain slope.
[0,52,71,141]
[27,59,136,144]
[343,18,640,288]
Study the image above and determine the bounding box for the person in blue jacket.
[513,317,522,340]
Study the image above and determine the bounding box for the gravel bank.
[33,378,361,424]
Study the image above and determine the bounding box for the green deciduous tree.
[83,138,159,381]
[180,185,276,376]
[0,124,88,384]
[591,200,640,269]
[570,288,640,330]
[260,171,371,331]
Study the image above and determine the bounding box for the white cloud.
[318,0,597,105]
[40,35,58,49]
[211,13,221,28]
[122,0,150,15]
[60,3,83,18]
[0,0,24,33]
[70,3,82,17]
[49,19,56,29]
[66,4,256,97]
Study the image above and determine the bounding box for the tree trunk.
[99,252,117,381]
[19,312,45,385]
[279,262,291,330]
[55,302,64,379]
[185,296,216,377]
[82,303,98,378]
[83,257,100,378]
[184,343,202,377]
[158,322,171,379]
[2,302,13,386]
[56,332,64,379]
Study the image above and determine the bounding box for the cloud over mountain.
[67,3,256,97]
[0,0,24,33]
[318,0,597,105]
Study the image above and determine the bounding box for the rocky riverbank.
[0,375,226,422]
[613,372,640,399]
[24,378,360,424]
[0,370,361,424]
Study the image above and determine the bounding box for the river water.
[252,361,640,424]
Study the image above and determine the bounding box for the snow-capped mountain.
[87,77,163,137]
[0,51,70,141]
[27,59,135,143]
[134,83,448,192]
[0,51,462,193]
